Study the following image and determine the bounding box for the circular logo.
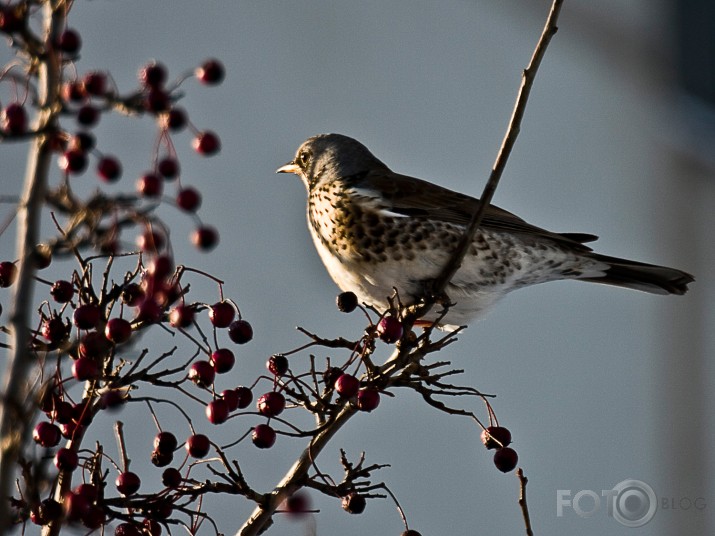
[611,479,657,527]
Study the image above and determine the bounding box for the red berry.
[139,62,167,89]
[59,421,83,439]
[62,80,86,102]
[341,492,366,514]
[100,389,126,410]
[33,421,61,447]
[402,531,423,536]
[154,431,178,454]
[356,388,380,412]
[284,491,311,518]
[82,71,107,96]
[97,156,122,182]
[206,398,230,424]
[63,491,90,522]
[228,319,253,344]
[77,104,100,126]
[69,132,96,152]
[59,148,88,174]
[72,399,94,425]
[54,447,79,471]
[165,107,187,131]
[137,173,163,197]
[56,28,81,55]
[73,303,101,329]
[191,225,219,251]
[335,373,360,399]
[105,317,132,343]
[82,504,106,529]
[256,391,285,417]
[234,386,253,409]
[196,59,225,85]
[116,471,141,495]
[72,357,100,381]
[493,447,519,473]
[1,103,27,134]
[0,261,17,287]
[481,426,512,450]
[115,522,142,536]
[192,131,221,156]
[161,467,182,488]
[377,315,403,343]
[185,433,211,458]
[267,354,289,376]
[208,301,235,328]
[176,187,202,212]
[0,6,23,33]
[210,348,235,374]
[169,304,194,328]
[188,360,215,387]
[136,298,164,323]
[78,331,110,359]
[157,157,179,179]
[251,424,276,449]
[150,449,173,467]
[74,483,98,501]
[50,279,74,303]
[49,400,74,424]
[221,389,240,411]
[136,230,165,252]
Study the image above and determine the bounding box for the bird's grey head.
[277,133,389,190]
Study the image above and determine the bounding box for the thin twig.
[517,468,534,536]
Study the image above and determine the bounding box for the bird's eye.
[298,150,311,168]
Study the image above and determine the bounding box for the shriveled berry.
[493,447,519,473]
[336,291,358,313]
[176,187,201,212]
[341,492,366,514]
[335,373,360,399]
[251,424,276,449]
[257,391,285,417]
[481,426,512,450]
[188,360,215,387]
[267,354,289,377]
[228,319,253,344]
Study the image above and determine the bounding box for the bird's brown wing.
[361,169,596,251]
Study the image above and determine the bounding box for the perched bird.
[278,133,694,330]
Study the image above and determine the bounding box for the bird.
[277,133,694,330]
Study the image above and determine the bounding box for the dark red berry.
[143,519,162,536]
[256,391,285,417]
[62,80,86,102]
[0,6,23,33]
[161,467,182,488]
[234,386,253,409]
[284,491,311,518]
[335,373,360,399]
[105,317,132,343]
[100,389,126,410]
[401,531,423,536]
[139,62,167,89]
[323,366,343,387]
[42,316,70,343]
[73,483,98,501]
[192,131,221,155]
[136,230,165,252]
[33,421,61,447]
[196,59,225,85]
[78,331,110,359]
[0,261,18,287]
[56,28,81,54]
[228,319,253,344]
[59,421,82,439]
[97,156,122,182]
[50,279,74,303]
[206,398,230,424]
[73,303,101,329]
[157,157,179,179]
[59,148,88,174]
[121,283,145,306]
[64,491,90,522]
[1,103,27,134]
[135,298,163,323]
[72,399,94,426]
[82,504,106,529]
[221,389,240,411]
[165,108,187,131]
[251,424,276,449]
[185,433,210,458]
[54,447,79,471]
[169,304,194,328]
[208,301,234,328]
[72,357,100,381]
[154,431,178,454]
[69,132,96,152]
[137,173,163,198]
[148,254,174,279]
[191,225,219,251]
[176,187,201,212]
[356,388,380,412]
[150,449,173,467]
[341,492,366,514]
[210,348,235,374]
[49,400,74,424]
[82,71,107,96]
[144,89,170,113]
[336,291,358,313]
[267,354,289,376]
[188,360,215,387]
[377,315,403,343]
[493,447,519,473]
[116,471,141,495]
[77,104,100,126]
[481,426,512,450]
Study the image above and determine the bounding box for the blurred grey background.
[1,1,713,535]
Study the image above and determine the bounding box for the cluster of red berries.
[481,426,518,473]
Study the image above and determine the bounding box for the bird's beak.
[276,161,300,174]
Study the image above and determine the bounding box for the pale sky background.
[1,1,713,535]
